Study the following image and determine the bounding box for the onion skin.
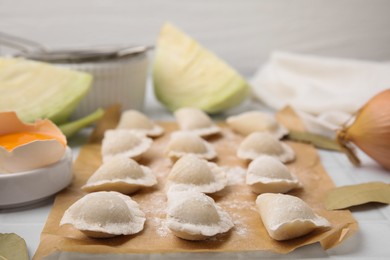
[338,89,390,170]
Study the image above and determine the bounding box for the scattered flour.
[219,198,257,237]
[221,166,246,185]
[150,217,170,237]
[230,211,249,237]
[220,200,257,212]
[141,191,167,215]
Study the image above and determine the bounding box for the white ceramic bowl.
[0,147,73,209]
[57,52,149,119]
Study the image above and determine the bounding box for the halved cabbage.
[0,57,92,124]
[153,23,250,113]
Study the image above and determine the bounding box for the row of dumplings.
[163,107,234,240]
[60,110,162,238]
[60,190,330,241]
[164,107,237,241]
[60,108,330,242]
[100,107,294,164]
[228,110,330,240]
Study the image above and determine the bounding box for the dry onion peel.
[337,89,390,170]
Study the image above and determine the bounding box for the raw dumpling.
[166,131,217,160]
[82,156,157,194]
[166,190,234,240]
[256,193,330,241]
[227,111,288,139]
[174,107,220,137]
[246,155,301,194]
[60,191,145,238]
[101,129,152,163]
[116,110,164,137]
[167,154,227,193]
[237,132,295,163]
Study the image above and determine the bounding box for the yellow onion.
[337,89,390,170]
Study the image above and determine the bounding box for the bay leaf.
[286,130,342,151]
[0,233,29,260]
[325,182,390,210]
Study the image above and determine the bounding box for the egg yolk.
[0,132,59,151]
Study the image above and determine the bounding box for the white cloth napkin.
[251,51,390,137]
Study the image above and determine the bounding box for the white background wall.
[1,0,390,76]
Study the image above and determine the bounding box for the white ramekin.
[0,147,73,209]
[57,52,149,119]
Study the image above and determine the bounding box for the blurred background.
[1,0,390,77]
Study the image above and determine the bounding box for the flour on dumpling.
[166,190,234,240]
[167,154,227,194]
[227,111,288,139]
[116,110,164,137]
[101,129,152,162]
[237,132,295,163]
[246,155,301,194]
[60,191,145,238]
[166,131,217,160]
[175,107,220,137]
[82,156,157,194]
[256,193,330,241]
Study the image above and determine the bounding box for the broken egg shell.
[0,111,67,173]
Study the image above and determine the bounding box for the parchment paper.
[34,107,358,259]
